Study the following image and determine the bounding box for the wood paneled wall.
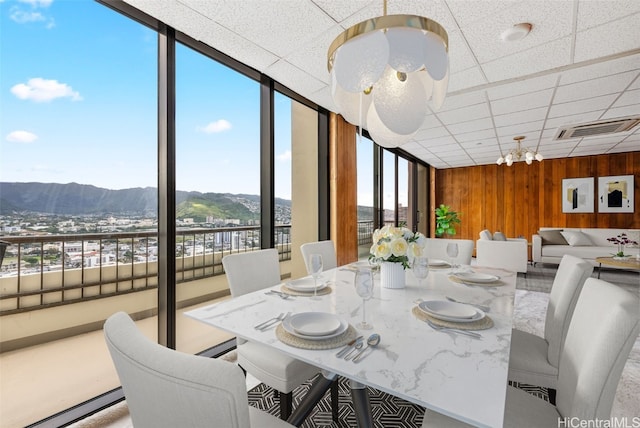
[330,113,359,265]
[434,152,640,242]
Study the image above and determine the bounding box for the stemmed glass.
[308,254,323,300]
[354,268,374,330]
[446,243,459,273]
[412,256,429,287]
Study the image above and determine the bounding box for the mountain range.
[0,182,289,222]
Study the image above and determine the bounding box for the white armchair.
[423,238,474,266]
[476,231,528,274]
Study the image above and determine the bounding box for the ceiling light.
[496,136,543,166]
[501,23,532,42]
[327,0,449,148]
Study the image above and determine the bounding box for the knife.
[335,335,363,358]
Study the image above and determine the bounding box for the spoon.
[352,333,381,363]
[343,339,364,360]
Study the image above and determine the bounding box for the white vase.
[380,262,406,289]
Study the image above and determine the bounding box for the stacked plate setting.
[283,312,348,341]
[284,278,329,293]
[418,300,485,323]
[428,259,450,267]
[453,271,500,284]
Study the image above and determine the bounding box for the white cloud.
[19,0,53,6]
[200,119,232,134]
[10,1,55,27]
[10,78,82,102]
[6,130,38,143]
[276,150,292,162]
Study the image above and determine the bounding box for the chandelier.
[327,0,449,148]
[497,136,544,166]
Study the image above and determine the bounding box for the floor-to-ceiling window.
[0,1,157,425]
[398,157,409,226]
[174,42,261,353]
[357,134,375,257]
[382,150,397,225]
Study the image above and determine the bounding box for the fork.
[446,296,490,312]
[254,312,285,330]
[425,319,482,339]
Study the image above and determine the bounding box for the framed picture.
[598,175,634,213]
[562,177,594,213]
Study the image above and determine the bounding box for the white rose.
[390,237,408,257]
[372,241,392,260]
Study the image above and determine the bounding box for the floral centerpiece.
[369,226,426,289]
[607,233,638,258]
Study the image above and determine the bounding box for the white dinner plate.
[285,278,328,292]
[454,272,500,283]
[350,261,374,269]
[283,314,348,340]
[429,259,450,267]
[418,300,485,323]
[288,312,342,336]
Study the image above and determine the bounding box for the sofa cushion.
[560,230,592,246]
[493,231,507,241]
[539,229,568,245]
[479,229,493,240]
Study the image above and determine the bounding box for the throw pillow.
[538,229,568,245]
[479,229,493,240]
[560,230,592,246]
[493,231,507,241]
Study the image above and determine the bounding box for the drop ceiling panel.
[493,107,547,128]
[548,94,617,118]
[576,1,640,30]
[612,89,640,108]
[446,117,494,134]
[601,104,640,119]
[553,72,635,104]
[490,89,554,115]
[455,128,497,143]
[486,74,558,100]
[436,103,491,125]
[574,14,640,62]
[543,111,604,130]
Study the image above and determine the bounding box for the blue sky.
[1,0,294,198]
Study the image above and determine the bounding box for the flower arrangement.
[369,225,427,269]
[607,233,638,257]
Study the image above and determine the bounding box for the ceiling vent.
[554,115,640,140]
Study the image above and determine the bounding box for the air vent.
[554,115,640,140]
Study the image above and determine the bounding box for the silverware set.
[264,290,295,299]
[425,319,482,339]
[254,312,291,331]
[335,333,380,363]
[445,296,490,312]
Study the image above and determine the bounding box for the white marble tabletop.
[185,264,516,428]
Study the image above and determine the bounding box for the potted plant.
[607,233,638,259]
[435,204,461,237]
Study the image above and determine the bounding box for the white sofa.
[532,227,640,267]
[476,230,528,274]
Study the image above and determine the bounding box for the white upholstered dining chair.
[421,277,640,427]
[104,311,294,428]
[300,240,338,272]
[508,254,593,395]
[423,238,474,266]
[222,249,328,420]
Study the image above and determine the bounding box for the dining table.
[185,261,517,428]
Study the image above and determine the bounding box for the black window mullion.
[260,75,275,249]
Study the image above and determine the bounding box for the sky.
[0,0,296,199]
[0,0,389,207]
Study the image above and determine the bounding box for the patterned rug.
[247,375,548,427]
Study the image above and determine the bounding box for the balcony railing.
[0,226,291,315]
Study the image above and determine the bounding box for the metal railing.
[0,226,291,315]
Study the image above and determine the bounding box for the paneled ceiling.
[123,0,640,169]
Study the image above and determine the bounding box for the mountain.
[0,182,275,221]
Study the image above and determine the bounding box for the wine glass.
[412,256,429,287]
[446,243,459,273]
[308,254,323,300]
[354,268,374,330]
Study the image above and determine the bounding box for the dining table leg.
[350,380,373,428]
[286,371,337,427]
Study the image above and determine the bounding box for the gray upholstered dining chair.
[222,249,333,420]
[104,311,294,428]
[421,277,640,427]
[508,254,593,396]
[300,240,338,272]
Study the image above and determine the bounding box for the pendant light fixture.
[327,0,449,148]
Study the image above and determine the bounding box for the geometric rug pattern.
[247,375,550,427]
